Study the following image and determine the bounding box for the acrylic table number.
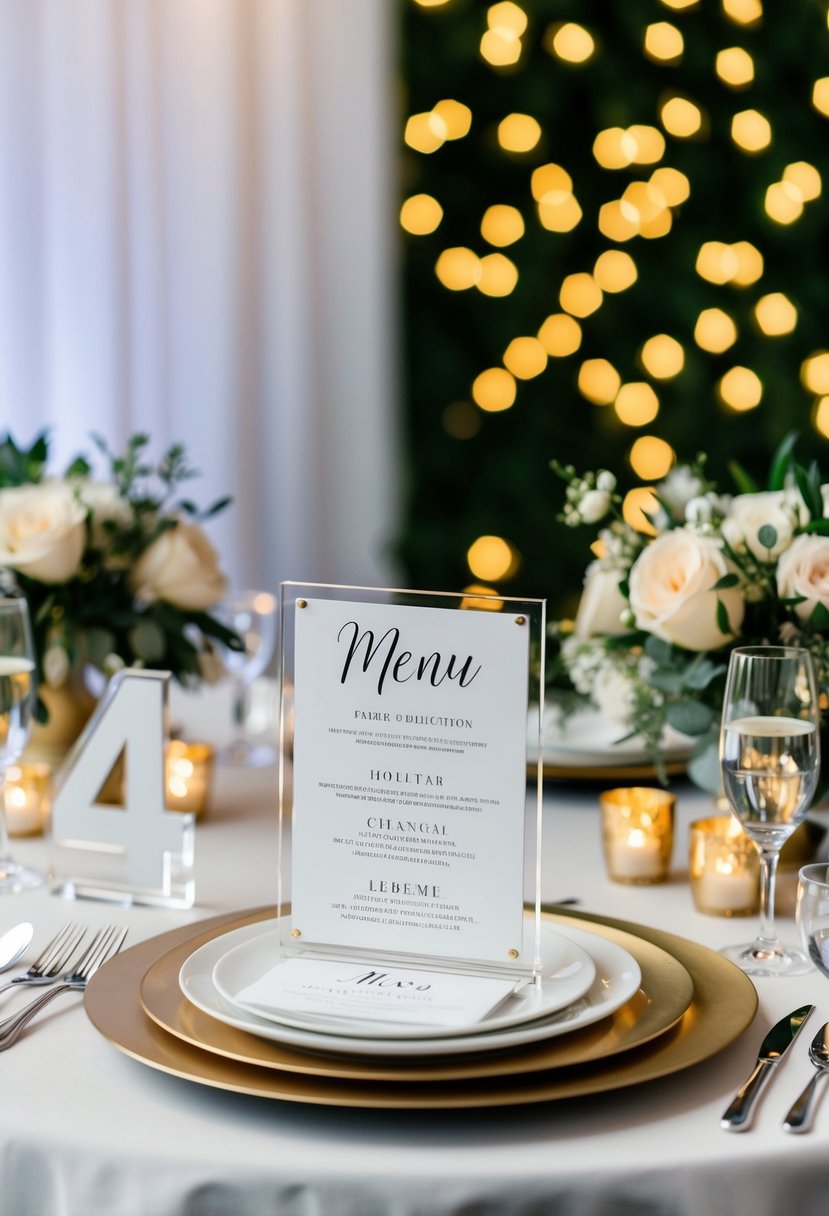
[50,669,195,908]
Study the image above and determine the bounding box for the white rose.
[777,533,829,622]
[657,466,704,517]
[77,481,132,549]
[129,520,228,610]
[628,528,745,651]
[574,562,630,638]
[0,482,86,582]
[721,491,801,560]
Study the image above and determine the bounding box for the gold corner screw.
[297,599,307,609]
[508,948,519,959]
[291,928,302,938]
[514,615,526,626]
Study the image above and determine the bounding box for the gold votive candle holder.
[689,815,760,917]
[4,762,52,837]
[599,787,675,885]
[165,741,215,818]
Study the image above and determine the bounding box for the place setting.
[82,582,760,1109]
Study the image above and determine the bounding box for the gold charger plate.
[84,906,757,1108]
[138,911,693,1082]
[535,760,687,783]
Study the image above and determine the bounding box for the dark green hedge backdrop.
[396,0,829,616]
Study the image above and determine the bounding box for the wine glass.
[796,863,829,980]
[0,592,42,893]
[215,590,277,766]
[719,645,820,976]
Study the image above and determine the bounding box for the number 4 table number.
[50,669,196,908]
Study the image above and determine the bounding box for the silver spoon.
[0,922,34,973]
[783,1022,829,1133]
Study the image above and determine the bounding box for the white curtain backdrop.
[0,0,400,595]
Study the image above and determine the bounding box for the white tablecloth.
[3,761,829,1216]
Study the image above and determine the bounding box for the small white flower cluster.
[560,635,655,728]
[560,469,617,527]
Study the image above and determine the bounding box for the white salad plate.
[528,707,694,768]
[179,918,641,1059]
[211,913,596,1040]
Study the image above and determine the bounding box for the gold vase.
[25,676,97,767]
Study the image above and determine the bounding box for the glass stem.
[757,845,781,947]
[0,774,12,868]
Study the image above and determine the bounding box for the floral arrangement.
[552,434,829,790]
[0,431,240,717]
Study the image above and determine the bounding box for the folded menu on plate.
[230,956,519,1028]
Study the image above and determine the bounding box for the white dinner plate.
[179,919,641,1058]
[528,707,694,768]
[211,913,596,1040]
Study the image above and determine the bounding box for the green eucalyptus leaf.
[768,431,799,491]
[711,572,739,591]
[808,601,829,631]
[716,598,731,635]
[649,670,684,694]
[682,659,726,691]
[666,699,714,736]
[686,734,721,793]
[644,635,674,665]
[757,524,778,552]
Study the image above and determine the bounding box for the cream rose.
[129,520,227,610]
[0,482,86,582]
[628,528,745,651]
[777,533,829,622]
[722,490,802,561]
[574,562,630,638]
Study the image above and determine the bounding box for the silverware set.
[0,921,126,1050]
[721,1005,829,1134]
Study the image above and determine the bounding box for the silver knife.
[721,1004,814,1132]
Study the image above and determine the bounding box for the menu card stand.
[277,582,545,985]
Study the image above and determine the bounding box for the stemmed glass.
[719,645,820,976]
[215,590,277,766]
[0,591,42,893]
[797,864,829,979]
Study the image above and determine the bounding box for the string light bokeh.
[398,0,829,612]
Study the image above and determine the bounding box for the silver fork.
[0,925,127,1049]
[0,922,86,996]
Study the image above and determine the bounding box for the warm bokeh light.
[432,99,473,140]
[623,487,660,535]
[754,293,797,337]
[814,78,829,118]
[487,1,528,33]
[593,127,637,169]
[731,241,764,285]
[718,366,763,411]
[783,161,822,202]
[459,585,504,611]
[622,181,666,224]
[442,401,482,440]
[814,397,829,439]
[545,22,596,64]
[731,109,772,152]
[531,163,573,200]
[649,166,690,205]
[466,534,519,580]
[694,307,738,353]
[472,367,517,412]
[400,193,444,235]
[660,96,703,138]
[498,112,542,152]
[659,0,698,7]
[593,250,638,293]
[630,435,675,480]
[481,204,525,246]
[640,334,685,379]
[405,112,446,154]
[577,358,621,405]
[537,193,583,232]
[765,181,804,225]
[559,273,603,317]
[598,200,639,242]
[412,0,451,6]
[628,126,666,164]
[615,382,660,426]
[435,247,480,290]
[722,0,763,24]
[644,22,684,62]
[537,313,582,356]
[801,352,829,395]
[696,240,762,286]
[477,252,519,296]
[503,336,548,379]
[716,47,754,87]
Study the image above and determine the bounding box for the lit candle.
[689,815,759,916]
[4,763,52,837]
[599,787,675,885]
[165,741,214,818]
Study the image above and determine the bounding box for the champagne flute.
[719,645,820,976]
[215,590,277,766]
[0,592,42,893]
